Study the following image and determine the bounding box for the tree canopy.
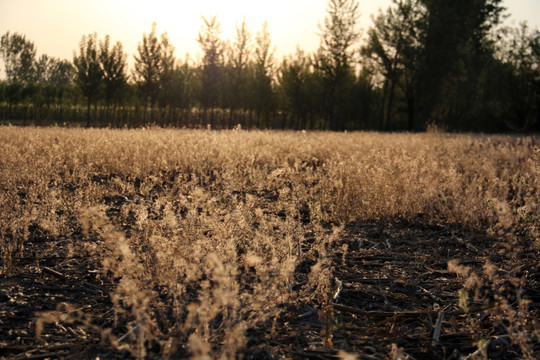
[1,0,539,132]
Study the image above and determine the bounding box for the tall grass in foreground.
[0,126,538,357]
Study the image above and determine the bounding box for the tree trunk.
[86,97,91,128]
[385,79,396,131]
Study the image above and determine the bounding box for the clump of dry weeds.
[0,126,538,357]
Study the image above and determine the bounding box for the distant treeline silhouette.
[1,0,539,132]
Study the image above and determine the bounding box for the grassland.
[0,126,538,359]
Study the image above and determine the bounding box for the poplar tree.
[252,21,276,126]
[362,0,506,131]
[99,35,128,108]
[133,23,175,108]
[0,31,37,83]
[316,0,361,130]
[197,15,225,111]
[496,23,540,131]
[414,0,505,130]
[362,0,426,130]
[225,17,252,118]
[278,48,320,129]
[73,33,103,127]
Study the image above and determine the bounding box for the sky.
[0,0,539,75]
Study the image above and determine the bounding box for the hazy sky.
[1,0,539,74]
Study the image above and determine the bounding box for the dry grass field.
[0,126,538,359]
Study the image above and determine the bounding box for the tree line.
[1,0,539,132]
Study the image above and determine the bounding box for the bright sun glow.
[120,0,331,60]
[0,0,539,70]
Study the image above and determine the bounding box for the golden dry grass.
[0,126,538,358]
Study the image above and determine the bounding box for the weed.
[0,126,538,357]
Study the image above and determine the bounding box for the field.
[0,126,538,359]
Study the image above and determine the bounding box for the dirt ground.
[1,219,539,359]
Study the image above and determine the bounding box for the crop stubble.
[0,126,538,359]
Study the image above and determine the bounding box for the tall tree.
[363,0,505,131]
[316,0,361,130]
[165,57,197,110]
[35,55,53,84]
[35,55,73,112]
[224,17,252,119]
[362,0,426,130]
[495,23,540,131]
[156,31,175,107]
[414,0,505,130]
[0,31,37,83]
[46,58,73,87]
[73,33,103,127]
[230,18,251,76]
[133,23,175,109]
[99,35,128,108]
[278,48,321,129]
[197,15,225,112]
[252,21,276,127]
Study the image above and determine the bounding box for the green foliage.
[133,23,174,108]
[362,0,522,132]
[100,35,128,107]
[251,21,276,126]
[3,81,23,105]
[278,48,322,129]
[162,58,197,110]
[0,31,37,83]
[73,33,103,126]
[49,59,74,87]
[223,17,252,116]
[315,0,361,130]
[1,0,539,132]
[415,0,505,130]
[495,23,540,131]
[197,15,225,110]
[362,0,426,130]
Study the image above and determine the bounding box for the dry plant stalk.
[0,126,538,358]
